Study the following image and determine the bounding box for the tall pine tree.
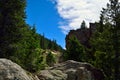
[101,0,120,79]
[0,0,26,58]
[65,36,86,62]
[90,0,120,79]
[81,20,87,29]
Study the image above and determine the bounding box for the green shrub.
[46,52,56,66]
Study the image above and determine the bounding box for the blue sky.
[26,0,109,48]
[26,0,66,48]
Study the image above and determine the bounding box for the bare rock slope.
[38,60,104,80]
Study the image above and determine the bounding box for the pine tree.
[0,0,26,58]
[90,0,120,79]
[81,20,87,29]
[90,23,114,79]
[101,0,120,79]
[66,36,86,61]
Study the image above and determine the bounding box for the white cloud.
[53,0,109,34]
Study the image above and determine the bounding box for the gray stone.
[66,69,76,80]
[0,58,103,80]
[76,67,93,80]
[38,70,67,80]
[38,60,104,80]
[0,58,36,80]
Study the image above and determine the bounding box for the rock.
[0,58,104,80]
[38,60,104,80]
[38,70,67,80]
[0,58,36,80]
[76,67,92,80]
[66,23,98,49]
[65,68,76,80]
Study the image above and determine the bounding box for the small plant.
[46,52,56,66]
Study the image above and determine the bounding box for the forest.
[0,0,120,80]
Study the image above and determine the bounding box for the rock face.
[0,59,37,80]
[66,23,98,49]
[38,60,104,80]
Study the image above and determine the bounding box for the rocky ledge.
[0,59,104,80]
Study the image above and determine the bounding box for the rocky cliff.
[66,23,98,49]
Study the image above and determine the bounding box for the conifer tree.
[90,0,120,79]
[90,23,114,79]
[0,0,26,58]
[81,20,87,29]
[101,0,120,79]
[66,36,85,61]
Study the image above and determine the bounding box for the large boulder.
[0,58,38,80]
[38,60,104,80]
[0,58,104,80]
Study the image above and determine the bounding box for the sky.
[26,0,109,48]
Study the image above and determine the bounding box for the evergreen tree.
[90,23,114,79]
[40,34,45,49]
[0,0,26,58]
[81,20,87,29]
[90,0,120,79]
[101,0,120,79]
[65,36,86,61]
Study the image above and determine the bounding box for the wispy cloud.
[52,0,109,34]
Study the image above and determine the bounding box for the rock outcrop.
[38,60,104,80]
[66,23,98,49]
[0,59,104,80]
[0,58,38,80]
